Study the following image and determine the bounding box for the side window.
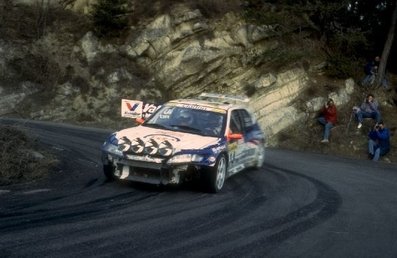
[230,110,243,134]
[238,109,254,129]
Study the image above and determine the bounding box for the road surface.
[1,118,397,257]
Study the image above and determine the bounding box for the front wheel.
[103,164,116,181]
[202,154,227,193]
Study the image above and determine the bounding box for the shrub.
[7,53,61,96]
[189,0,242,18]
[324,53,359,79]
[91,0,129,38]
[0,125,56,185]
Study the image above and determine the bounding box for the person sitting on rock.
[354,93,381,129]
[318,98,337,143]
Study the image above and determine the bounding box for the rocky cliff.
[0,2,355,145]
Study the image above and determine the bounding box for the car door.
[237,109,262,165]
[227,109,248,175]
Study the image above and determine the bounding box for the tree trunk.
[376,0,397,88]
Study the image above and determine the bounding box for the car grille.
[116,158,171,184]
[115,158,198,185]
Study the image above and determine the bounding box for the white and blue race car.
[101,93,266,193]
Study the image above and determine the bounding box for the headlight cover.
[167,154,204,164]
[103,134,123,156]
[105,133,118,146]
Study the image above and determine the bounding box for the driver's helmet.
[177,109,194,126]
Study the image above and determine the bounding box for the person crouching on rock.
[368,121,390,161]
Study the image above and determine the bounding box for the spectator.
[318,98,337,143]
[354,93,381,129]
[368,121,390,161]
[361,58,377,87]
[374,56,390,89]
[362,56,390,89]
[373,56,380,69]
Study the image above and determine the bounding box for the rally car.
[101,93,266,193]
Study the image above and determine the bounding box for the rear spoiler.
[121,99,160,119]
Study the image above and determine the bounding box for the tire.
[255,144,265,169]
[202,154,227,193]
[103,164,116,181]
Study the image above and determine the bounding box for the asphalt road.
[1,118,397,258]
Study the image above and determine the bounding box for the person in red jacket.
[317,98,337,143]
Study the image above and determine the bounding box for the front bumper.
[103,152,201,185]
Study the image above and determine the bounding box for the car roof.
[167,93,250,112]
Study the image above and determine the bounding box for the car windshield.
[143,104,226,137]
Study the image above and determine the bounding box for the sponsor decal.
[121,99,160,118]
[121,99,143,118]
[228,142,238,151]
[159,107,174,119]
[244,148,256,157]
[143,134,181,142]
[168,102,226,114]
[142,103,160,118]
[211,145,226,154]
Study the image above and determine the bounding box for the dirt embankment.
[277,74,397,163]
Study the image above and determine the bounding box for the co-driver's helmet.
[178,110,194,126]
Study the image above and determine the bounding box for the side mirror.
[227,133,243,141]
[135,117,145,124]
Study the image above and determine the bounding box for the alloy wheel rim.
[257,146,265,167]
[216,157,226,190]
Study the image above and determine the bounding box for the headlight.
[130,138,145,154]
[118,136,131,152]
[144,139,158,155]
[102,134,123,156]
[106,135,175,157]
[158,140,173,157]
[167,154,204,164]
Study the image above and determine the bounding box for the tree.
[242,0,397,77]
[375,0,397,87]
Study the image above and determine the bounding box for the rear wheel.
[202,154,227,193]
[255,144,265,169]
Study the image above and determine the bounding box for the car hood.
[116,126,220,150]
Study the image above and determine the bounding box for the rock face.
[0,4,354,145]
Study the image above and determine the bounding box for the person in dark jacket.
[318,98,337,143]
[361,58,377,86]
[368,121,390,161]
